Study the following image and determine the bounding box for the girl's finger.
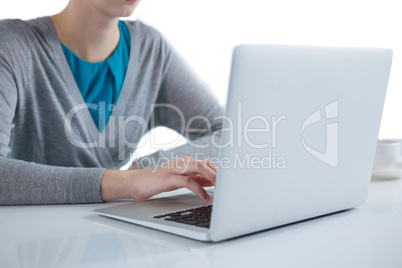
[169,175,211,202]
[175,157,217,185]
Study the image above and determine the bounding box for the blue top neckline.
[60,20,131,132]
[60,20,128,65]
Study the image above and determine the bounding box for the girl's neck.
[50,1,120,63]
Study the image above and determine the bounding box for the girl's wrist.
[100,169,134,201]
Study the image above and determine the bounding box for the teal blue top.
[61,20,131,132]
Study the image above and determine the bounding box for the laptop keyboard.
[153,205,212,229]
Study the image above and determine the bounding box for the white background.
[1,0,401,161]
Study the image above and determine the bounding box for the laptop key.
[165,212,181,217]
[195,222,210,228]
[164,215,193,221]
[175,219,198,225]
[175,210,187,214]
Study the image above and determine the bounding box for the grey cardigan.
[0,17,223,205]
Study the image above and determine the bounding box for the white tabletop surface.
[1,177,402,268]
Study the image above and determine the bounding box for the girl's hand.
[101,157,217,202]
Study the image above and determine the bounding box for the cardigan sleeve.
[0,20,105,205]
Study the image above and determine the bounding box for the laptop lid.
[209,45,392,241]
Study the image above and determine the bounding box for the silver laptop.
[94,44,393,242]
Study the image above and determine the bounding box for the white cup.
[373,139,401,170]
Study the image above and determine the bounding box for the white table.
[1,178,401,268]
